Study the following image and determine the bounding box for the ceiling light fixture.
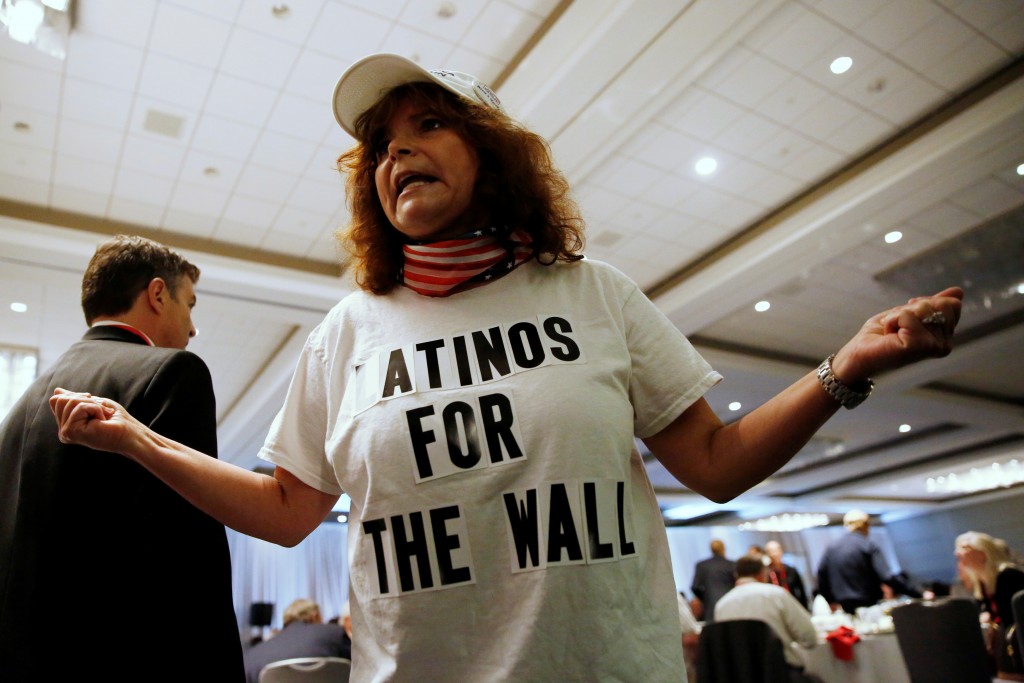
[10,302,27,312]
[927,459,1024,495]
[694,157,717,175]
[0,0,73,59]
[754,300,770,312]
[884,230,902,244]
[1016,163,1024,176]
[738,513,830,532]
[830,56,852,74]
[899,424,911,433]
[728,401,742,411]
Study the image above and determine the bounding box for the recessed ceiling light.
[754,300,770,312]
[203,167,220,178]
[884,230,902,244]
[830,56,852,74]
[1016,282,1024,294]
[1017,163,1024,176]
[437,2,456,18]
[271,4,290,18]
[336,514,348,524]
[10,302,28,313]
[899,424,911,433]
[694,157,717,175]
[728,401,742,411]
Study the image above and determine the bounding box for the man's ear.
[146,277,168,312]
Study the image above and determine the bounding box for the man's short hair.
[282,599,321,626]
[843,509,870,529]
[80,235,200,325]
[735,555,767,579]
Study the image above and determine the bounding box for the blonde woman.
[955,531,1024,677]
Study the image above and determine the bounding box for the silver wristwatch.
[816,354,873,409]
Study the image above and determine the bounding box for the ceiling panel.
[1,0,1022,528]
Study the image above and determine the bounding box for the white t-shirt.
[260,258,721,682]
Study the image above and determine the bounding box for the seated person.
[243,598,351,683]
[714,555,822,683]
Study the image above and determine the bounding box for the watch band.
[816,354,873,409]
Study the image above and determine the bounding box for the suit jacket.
[816,530,902,609]
[244,623,352,683]
[691,555,736,622]
[768,562,810,609]
[0,326,243,682]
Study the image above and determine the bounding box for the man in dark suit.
[0,235,243,681]
[244,599,351,683]
[765,540,810,609]
[816,510,921,614]
[691,538,736,622]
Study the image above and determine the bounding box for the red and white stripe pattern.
[400,227,533,297]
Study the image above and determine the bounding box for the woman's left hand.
[830,286,964,384]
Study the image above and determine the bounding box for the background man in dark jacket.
[766,540,810,609]
[691,538,736,621]
[0,235,243,681]
[816,510,920,614]
[244,598,351,683]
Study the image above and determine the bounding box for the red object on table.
[826,625,861,661]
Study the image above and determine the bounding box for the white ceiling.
[1,0,1022,528]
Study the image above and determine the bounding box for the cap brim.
[333,53,439,139]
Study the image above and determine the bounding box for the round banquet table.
[800,631,911,683]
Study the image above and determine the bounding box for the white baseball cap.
[332,53,504,138]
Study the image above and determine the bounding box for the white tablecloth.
[800,632,911,683]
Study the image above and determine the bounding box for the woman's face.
[955,541,986,571]
[373,97,481,242]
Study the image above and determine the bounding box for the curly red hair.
[336,82,585,294]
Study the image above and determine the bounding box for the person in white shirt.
[47,52,963,683]
[714,555,822,682]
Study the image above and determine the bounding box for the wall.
[884,491,1024,590]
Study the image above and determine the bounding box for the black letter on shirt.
[362,518,390,594]
[442,401,480,469]
[406,406,437,479]
[430,505,472,585]
[508,322,545,369]
[584,482,613,560]
[392,512,433,592]
[479,393,522,463]
[543,316,581,362]
[382,348,413,398]
[547,483,583,562]
[415,339,446,389]
[503,490,541,569]
[472,327,512,381]
[617,481,636,556]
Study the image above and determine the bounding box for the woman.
[956,531,1024,677]
[50,53,963,682]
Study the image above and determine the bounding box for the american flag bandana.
[400,227,533,297]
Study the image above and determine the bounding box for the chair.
[696,619,791,683]
[891,598,994,683]
[258,656,351,683]
[1013,589,1024,664]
